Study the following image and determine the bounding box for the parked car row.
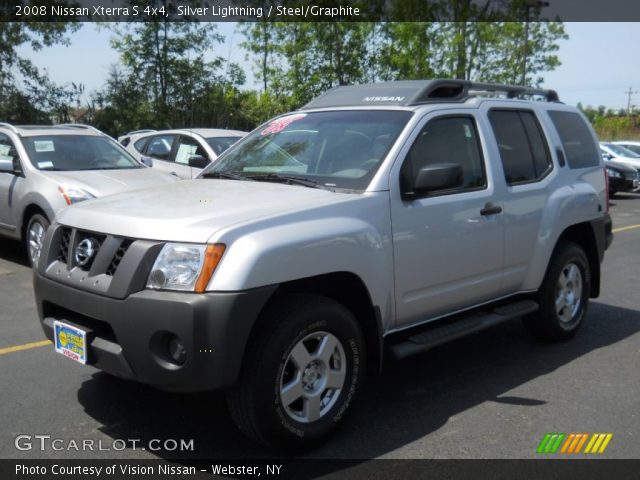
[600,141,640,195]
[0,122,244,265]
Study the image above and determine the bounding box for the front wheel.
[25,213,50,268]
[523,243,591,342]
[226,294,366,451]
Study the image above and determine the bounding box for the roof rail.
[57,123,105,135]
[0,122,19,134]
[301,79,560,110]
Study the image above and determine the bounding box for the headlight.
[58,185,95,205]
[146,243,225,292]
[606,169,623,179]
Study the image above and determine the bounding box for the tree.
[0,12,80,122]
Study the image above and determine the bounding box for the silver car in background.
[0,123,178,266]
[124,128,247,179]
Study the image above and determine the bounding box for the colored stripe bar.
[549,433,566,453]
[598,434,613,453]
[537,434,553,453]
[574,433,589,454]
[560,433,576,453]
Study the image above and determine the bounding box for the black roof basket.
[301,79,560,110]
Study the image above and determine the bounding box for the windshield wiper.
[200,171,251,181]
[246,173,321,189]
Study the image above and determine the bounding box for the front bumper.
[34,270,276,392]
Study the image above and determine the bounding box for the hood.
[606,160,638,173]
[56,179,353,243]
[43,168,178,197]
[608,156,640,168]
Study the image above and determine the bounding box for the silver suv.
[33,80,613,450]
[0,123,178,266]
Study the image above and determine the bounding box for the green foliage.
[0,13,80,123]
[578,104,640,140]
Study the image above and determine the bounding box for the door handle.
[480,202,502,216]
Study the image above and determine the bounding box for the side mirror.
[408,163,463,197]
[188,155,209,169]
[601,152,613,161]
[140,157,154,167]
[0,159,17,174]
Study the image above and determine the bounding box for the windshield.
[200,110,413,190]
[22,135,142,171]
[205,136,243,156]
[617,143,640,155]
[604,143,640,158]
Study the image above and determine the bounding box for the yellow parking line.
[0,340,51,356]
[613,224,640,233]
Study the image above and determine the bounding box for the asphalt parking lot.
[1,193,639,461]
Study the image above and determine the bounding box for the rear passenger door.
[485,107,555,293]
[391,112,506,327]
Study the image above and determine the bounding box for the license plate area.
[53,320,92,364]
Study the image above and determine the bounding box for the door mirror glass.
[188,155,209,169]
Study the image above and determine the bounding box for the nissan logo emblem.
[74,238,99,267]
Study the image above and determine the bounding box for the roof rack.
[301,79,560,110]
[0,122,19,134]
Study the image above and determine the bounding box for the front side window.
[489,110,552,184]
[400,116,486,195]
[201,110,413,191]
[133,136,151,153]
[548,110,601,169]
[22,135,141,171]
[0,133,20,171]
[175,136,208,165]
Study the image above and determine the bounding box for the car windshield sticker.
[34,140,55,152]
[38,161,54,169]
[0,145,10,156]
[261,114,306,136]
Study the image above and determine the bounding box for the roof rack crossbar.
[0,122,19,134]
[462,81,559,102]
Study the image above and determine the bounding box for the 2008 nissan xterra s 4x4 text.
[34,80,613,450]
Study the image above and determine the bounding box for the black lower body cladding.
[34,270,276,392]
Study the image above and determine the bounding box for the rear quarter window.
[548,111,601,169]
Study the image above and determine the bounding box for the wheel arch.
[552,222,601,298]
[21,203,50,241]
[247,272,384,377]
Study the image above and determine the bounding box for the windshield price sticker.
[261,114,307,136]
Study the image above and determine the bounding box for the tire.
[226,293,366,451]
[25,213,50,268]
[523,242,590,342]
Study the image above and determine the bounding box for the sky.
[15,22,640,110]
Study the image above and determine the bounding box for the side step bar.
[388,300,539,360]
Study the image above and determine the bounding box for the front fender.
[208,193,395,331]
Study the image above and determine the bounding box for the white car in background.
[124,128,247,179]
[599,142,640,170]
[611,140,640,156]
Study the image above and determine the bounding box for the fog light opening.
[168,335,187,366]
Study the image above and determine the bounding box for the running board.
[388,300,539,360]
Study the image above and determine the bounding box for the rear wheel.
[226,294,366,451]
[524,243,590,341]
[25,213,50,268]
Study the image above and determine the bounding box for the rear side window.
[133,137,150,153]
[548,111,600,169]
[489,110,552,185]
[145,134,176,160]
